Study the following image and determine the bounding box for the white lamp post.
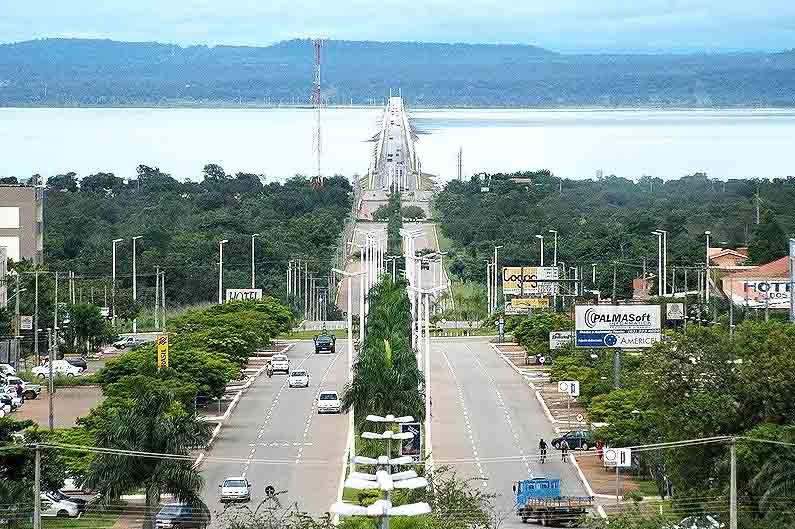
[131,236,142,334]
[250,234,260,289]
[218,239,229,304]
[493,245,503,313]
[111,238,123,327]
[704,231,711,303]
[548,229,558,266]
[652,231,663,296]
[536,234,544,267]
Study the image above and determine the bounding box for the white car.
[288,369,310,388]
[673,515,724,529]
[32,360,83,378]
[0,364,16,376]
[2,388,23,408]
[219,476,251,503]
[40,493,80,518]
[270,354,289,374]
[317,390,342,414]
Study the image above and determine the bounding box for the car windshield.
[291,371,306,377]
[317,336,332,343]
[158,505,182,517]
[223,480,247,487]
[273,355,286,361]
[319,393,338,400]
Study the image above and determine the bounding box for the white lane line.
[439,346,488,487]
[294,350,342,465]
[467,343,532,475]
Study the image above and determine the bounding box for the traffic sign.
[603,447,632,468]
[557,380,580,397]
[20,316,33,331]
[576,413,584,422]
[538,356,546,365]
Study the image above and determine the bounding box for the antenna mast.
[311,38,324,188]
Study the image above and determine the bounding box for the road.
[429,337,588,528]
[371,97,418,191]
[200,341,349,523]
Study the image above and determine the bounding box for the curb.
[489,342,606,519]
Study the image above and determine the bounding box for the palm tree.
[83,387,211,529]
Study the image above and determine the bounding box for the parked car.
[551,430,595,451]
[32,360,83,378]
[40,493,80,518]
[45,490,88,513]
[317,390,342,414]
[288,369,310,388]
[0,364,16,376]
[0,394,18,412]
[155,502,210,529]
[2,376,41,399]
[219,477,251,503]
[64,356,88,371]
[270,354,289,374]
[113,336,143,349]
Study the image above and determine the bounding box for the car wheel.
[581,443,589,451]
[24,391,36,399]
[57,510,70,518]
[67,373,75,378]
[37,373,46,379]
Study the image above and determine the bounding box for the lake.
[1,107,793,182]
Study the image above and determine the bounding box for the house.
[708,247,749,269]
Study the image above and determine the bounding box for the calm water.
[1,107,794,181]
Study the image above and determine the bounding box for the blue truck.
[512,476,593,526]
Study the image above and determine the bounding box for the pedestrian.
[538,438,547,464]
[266,362,273,378]
[596,439,605,461]
[561,439,570,462]
[15,381,24,403]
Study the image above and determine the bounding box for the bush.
[401,205,425,219]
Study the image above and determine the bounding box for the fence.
[0,337,21,368]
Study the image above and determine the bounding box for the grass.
[17,371,100,388]
[42,511,119,529]
[277,329,348,340]
[635,478,663,498]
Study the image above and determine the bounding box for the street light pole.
[592,263,597,287]
[536,235,544,267]
[111,238,123,328]
[131,236,142,334]
[493,245,503,313]
[251,234,260,289]
[652,232,663,297]
[218,239,229,304]
[660,230,668,296]
[549,229,558,266]
[705,231,712,304]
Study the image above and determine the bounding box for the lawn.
[277,329,348,340]
[42,511,119,529]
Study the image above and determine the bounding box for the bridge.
[366,96,421,191]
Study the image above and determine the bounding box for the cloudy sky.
[2,0,794,53]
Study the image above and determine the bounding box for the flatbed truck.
[512,476,593,526]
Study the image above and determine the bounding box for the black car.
[155,502,210,529]
[551,430,595,450]
[46,490,88,513]
[313,334,336,354]
[64,357,88,371]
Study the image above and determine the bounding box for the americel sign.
[575,305,661,349]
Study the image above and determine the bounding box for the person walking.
[15,381,24,403]
[266,361,273,378]
[538,438,547,464]
[560,439,570,462]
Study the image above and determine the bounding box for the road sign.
[156,334,169,370]
[666,303,685,320]
[538,356,546,364]
[20,316,33,331]
[399,422,421,461]
[603,447,632,468]
[549,331,573,350]
[576,413,584,422]
[575,305,661,349]
[557,380,580,397]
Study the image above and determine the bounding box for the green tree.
[748,210,787,264]
[83,387,211,529]
[69,303,109,354]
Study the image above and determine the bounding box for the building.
[721,256,791,309]
[708,246,749,269]
[632,274,655,300]
[0,184,44,264]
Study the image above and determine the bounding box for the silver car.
[219,477,251,503]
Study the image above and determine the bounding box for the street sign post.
[20,316,33,331]
[156,334,169,370]
[549,331,573,350]
[558,380,579,430]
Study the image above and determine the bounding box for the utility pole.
[48,328,54,430]
[730,438,737,529]
[457,146,463,181]
[53,272,59,341]
[34,445,41,529]
[160,270,166,330]
[612,262,617,301]
[34,270,39,363]
[755,183,761,225]
[250,234,260,289]
[112,238,123,328]
[218,239,228,304]
[154,266,160,330]
[789,238,794,323]
[15,273,20,336]
[705,231,712,304]
[132,236,141,334]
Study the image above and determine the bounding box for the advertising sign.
[666,303,685,320]
[156,335,169,370]
[575,305,661,349]
[603,447,632,468]
[722,279,792,309]
[502,266,559,296]
[20,316,33,331]
[399,422,422,461]
[549,331,573,350]
[505,297,550,315]
[225,288,263,302]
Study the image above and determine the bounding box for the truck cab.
[514,476,561,505]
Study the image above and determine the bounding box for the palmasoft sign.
[575,305,661,349]
[549,331,573,350]
[502,266,559,295]
[225,288,263,302]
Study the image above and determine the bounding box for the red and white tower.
[310,38,324,188]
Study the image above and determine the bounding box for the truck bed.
[524,496,594,509]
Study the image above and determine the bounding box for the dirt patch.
[575,452,639,496]
[14,386,103,428]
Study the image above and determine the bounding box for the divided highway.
[201,341,349,522]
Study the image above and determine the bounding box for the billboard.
[156,335,169,370]
[502,266,559,296]
[575,305,661,349]
[225,288,263,302]
[549,331,573,350]
[505,297,550,314]
[723,279,792,309]
[399,422,422,461]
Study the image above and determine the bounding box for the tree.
[748,210,787,264]
[46,172,79,192]
[83,387,211,529]
[69,303,109,354]
[401,205,425,220]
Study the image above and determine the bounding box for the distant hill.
[1,38,794,107]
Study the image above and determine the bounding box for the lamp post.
[536,235,544,267]
[218,239,229,304]
[111,238,123,327]
[250,234,260,289]
[484,259,492,315]
[658,229,668,296]
[548,229,558,266]
[652,231,663,297]
[705,231,712,304]
[592,263,597,287]
[493,245,503,313]
[131,236,142,334]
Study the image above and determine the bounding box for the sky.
[2,0,795,53]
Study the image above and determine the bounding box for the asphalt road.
[374,97,416,191]
[200,340,349,523]
[429,337,588,528]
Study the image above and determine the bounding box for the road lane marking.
[294,349,342,465]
